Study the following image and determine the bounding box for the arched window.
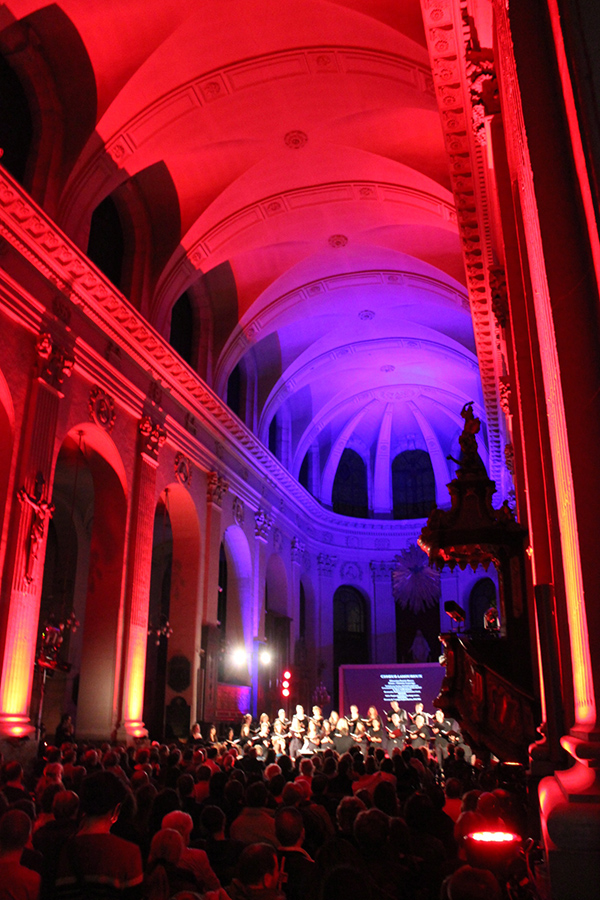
[332,448,368,518]
[333,585,369,665]
[299,452,309,490]
[169,292,195,366]
[469,577,497,632]
[87,195,125,290]
[0,54,32,184]
[227,364,242,417]
[392,450,435,519]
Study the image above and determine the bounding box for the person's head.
[414,714,425,727]
[337,717,349,734]
[354,808,389,854]
[329,711,339,725]
[2,761,22,784]
[391,713,401,726]
[295,705,304,717]
[53,790,79,822]
[415,702,424,714]
[281,783,304,807]
[237,843,279,889]
[371,719,381,731]
[306,720,318,738]
[435,709,445,723]
[43,762,63,782]
[200,805,226,837]
[41,783,64,813]
[336,795,366,835]
[161,810,193,845]
[149,828,185,866]
[391,701,400,711]
[277,709,286,721]
[246,781,268,808]
[322,720,331,734]
[312,706,322,719]
[350,705,358,718]
[444,865,502,900]
[0,809,31,852]
[445,778,462,800]
[79,770,126,820]
[299,758,313,777]
[275,805,304,847]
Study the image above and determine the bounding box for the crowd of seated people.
[0,709,532,900]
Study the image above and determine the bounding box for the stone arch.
[0,367,15,576]
[38,424,128,740]
[144,482,202,741]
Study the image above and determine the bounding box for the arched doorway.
[35,426,127,740]
[333,585,369,707]
[469,576,498,633]
[263,554,290,714]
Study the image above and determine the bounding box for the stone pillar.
[317,554,337,702]
[118,415,166,739]
[252,507,272,716]
[0,332,73,736]
[200,472,227,722]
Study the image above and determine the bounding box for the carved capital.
[466,50,499,144]
[317,553,337,576]
[254,507,273,541]
[138,415,167,463]
[207,471,228,506]
[505,442,515,476]
[36,333,74,390]
[174,452,192,486]
[89,387,116,432]
[499,376,511,417]
[370,560,396,581]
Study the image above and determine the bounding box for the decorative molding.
[233,496,245,526]
[174,452,192,486]
[291,536,305,564]
[504,442,515,477]
[284,130,308,149]
[17,474,54,584]
[273,528,283,553]
[62,44,435,222]
[328,234,348,248]
[184,412,197,436]
[317,553,338,576]
[207,472,228,506]
[340,561,362,581]
[499,376,511,417]
[254,507,273,541]
[370,560,396,580]
[489,265,508,329]
[36,332,74,391]
[421,0,504,487]
[0,168,444,546]
[52,295,71,325]
[139,415,167,463]
[88,386,116,432]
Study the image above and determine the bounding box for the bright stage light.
[231,647,247,666]
[260,650,272,665]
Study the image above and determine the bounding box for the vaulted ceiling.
[2,0,505,516]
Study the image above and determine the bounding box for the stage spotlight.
[444,600,466,627]
[231,647,247,666]
[260,650,272,665]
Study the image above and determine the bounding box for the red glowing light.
[282,688,290,697]
[283,670,291,679]
[469,832,519,843]
[282,679,289,688]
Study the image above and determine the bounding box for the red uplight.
[469,832,520,843]
[282,680,289,689]
[282,688,290,697]
[283,670,291,679]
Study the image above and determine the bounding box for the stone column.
[118,415,166,739]
[200,472,227,722]
[0,332,73,736]
[252,507,272,716]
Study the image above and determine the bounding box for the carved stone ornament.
[233,496,245,525]
[174,452,192,486]
[489,265,508,329]
[17,472,54,584]
[317,553,337,576]
[273,528,283,553]
[291,536,305,563]
[340,561,362,582]
[88,387,116,432]
[207,472,229,506]
[499,376,511,417]
[36,333,74,390]
[254,507,273,541]
[466,50,500,145]
[139,415,167,462]
[369,560,395,581]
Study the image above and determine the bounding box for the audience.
[0,721,531,900]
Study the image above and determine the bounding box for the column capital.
[291,536,305,564]
[254,507,273,542]
[207,471,228,507]
[317,553,337,576]
[138,415,166,464]
[36,332,74,391]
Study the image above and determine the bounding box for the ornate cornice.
[0,166,450,550]
[420,0,504,487]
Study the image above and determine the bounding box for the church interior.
[0,0,598,894]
